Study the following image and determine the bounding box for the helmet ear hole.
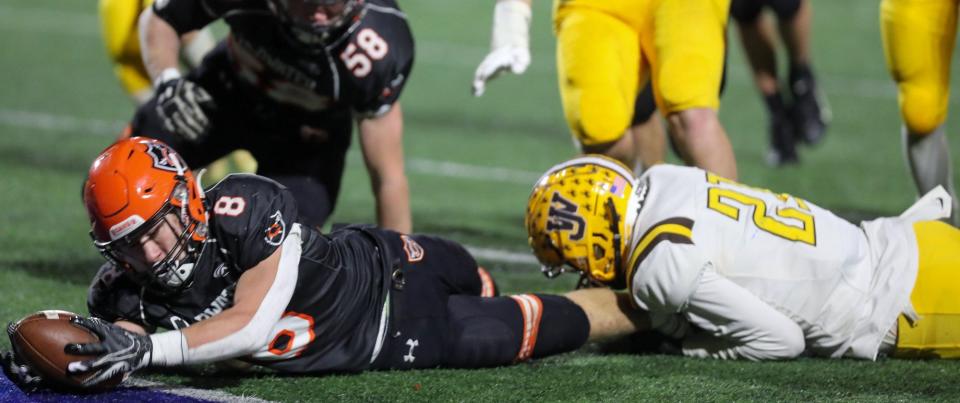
[593,244,605,259]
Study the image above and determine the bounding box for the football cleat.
[525,155,637,285]
[766,110,799,167]
[790,74,831,146]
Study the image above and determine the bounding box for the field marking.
[126,378,272,402]
[0,107,542,266]
[0,108,544,185]
[466,246,539,266]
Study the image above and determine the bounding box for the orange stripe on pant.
[509,294,543,362]
[477,267,495,297]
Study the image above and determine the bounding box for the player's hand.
[64,316,151,387]
[155,77,215,142]
[2,322,43,391]
[1,350,43,391]
[472,47,530,96]
[471,0,531,97]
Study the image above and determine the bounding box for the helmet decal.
[145,142,184,173]
[108,214,146,241]
[546,192,585,241]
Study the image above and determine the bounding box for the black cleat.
[766,111,799,167]
[790,75,831,146]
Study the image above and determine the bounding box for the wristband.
[154,68,182,88]
[491,0,531,50]
[149,330,187,367]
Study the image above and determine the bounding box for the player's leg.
[632,83,667,172]
[98,0,152,104]
[893,221,960,358]
[554,6,641,168]
[773,0,830,145]
[651,0,738,180]
[386,232,497,297]
[880,0,959,226]
[731,0,797,166]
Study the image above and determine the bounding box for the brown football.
[9,310,125,391]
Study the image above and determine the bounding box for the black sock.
[530,294,590,358]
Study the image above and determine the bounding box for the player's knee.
[570,89,633,147]
[900,85,948,135]
[669,108,721,141]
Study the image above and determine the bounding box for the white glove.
[472,0,531,96]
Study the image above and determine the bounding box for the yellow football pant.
[99,0,153,98]
[895,220,960,359]
[880,0,958,135]
[553,0,729,146]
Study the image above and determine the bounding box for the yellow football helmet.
[525,155,637,286]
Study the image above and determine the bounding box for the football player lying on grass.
[526,155,960,361]
[1,138,648,391]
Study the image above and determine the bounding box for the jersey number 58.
[340,29,389,78]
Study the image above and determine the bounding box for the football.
[8,310,125,391]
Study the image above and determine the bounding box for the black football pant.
[370,232,590,370]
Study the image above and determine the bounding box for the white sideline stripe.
[0,108,543,185]
[126,378,272,403]
[0,109,124,135]
[466,245,539,266]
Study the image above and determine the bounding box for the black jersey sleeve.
[207,174,299,271]
[153,0,266,34]
[87,263,154,331]
[347,2,415,117]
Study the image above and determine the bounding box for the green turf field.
[2,0,960,401]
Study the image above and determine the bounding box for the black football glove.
[64,316,151,387]
[3,322,43,391]
[155,77,215,142]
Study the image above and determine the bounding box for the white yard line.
[0,108,541,266]
[126,378,273,403]
[466,246,539,266]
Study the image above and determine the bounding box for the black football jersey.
[88,175,392,373]
[153,0,414,117]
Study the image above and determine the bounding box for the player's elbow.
[759,325,805,361]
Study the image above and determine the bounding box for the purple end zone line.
[1,371,269,403]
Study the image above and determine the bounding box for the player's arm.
[679,270,806,361]
[66,229,302,385]
[472,0,532,96]
[358,103,412,233]
[139,6,182,83]
[632,241,805,360]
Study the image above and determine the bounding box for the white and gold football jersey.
[625,164,950,360]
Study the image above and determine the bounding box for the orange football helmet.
[83,137,208,292]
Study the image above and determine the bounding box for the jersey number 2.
[340,28,389,78]
[705,173,817,245]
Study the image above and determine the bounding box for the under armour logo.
[403,339,419,363]
[546,192,585,240]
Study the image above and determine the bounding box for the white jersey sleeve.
[681,269,805,361]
